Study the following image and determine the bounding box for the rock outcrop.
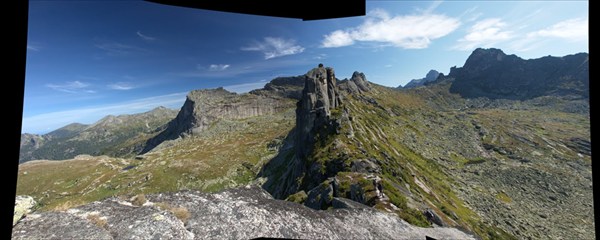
[341,71,372,94]
[12,186,475,240]
[13,196,36,226]
[142,88,289,153]
[296,65,341,159]
[448,48,589,100]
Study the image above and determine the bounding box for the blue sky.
[23,0,588,134]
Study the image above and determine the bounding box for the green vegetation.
[285,191,307,204]
[495,192,512,204]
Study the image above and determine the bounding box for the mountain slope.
[19,107,178,163]
[447,48,589,100]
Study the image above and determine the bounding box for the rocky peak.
[296,65,341,159]
[401,70,441,89]
[349,71,371,93]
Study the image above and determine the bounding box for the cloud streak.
[27,45,40,51]
[223,81,268,93]
[208,64,230,71]
[136,31,156,41]
[46,81,96,94]
[22,92,187,134]
[95,41,148,56]
[321,9,460,49]
[241,37,305,59]
[107,82,135,90]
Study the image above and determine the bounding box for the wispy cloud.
[207,64,231,71]
[509,18,587,52]
[458,6,482,22]
[95,41,148,56]
[136,31,156,41]
[223,80,268,93]
[321,9,460,49]
[241,37,305,59]
[46,81,96,94]
[422,0,443,14]
[27,45,40,51]
[313,54,327,60]
[453,18,514,50]
[107,82,135,90]
[22,92,187,134]
[527,18,587,41]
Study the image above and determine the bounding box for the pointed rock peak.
[465,48,514,66]
[350,71,371,92]
[425,70,440,81]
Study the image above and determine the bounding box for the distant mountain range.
[19,107,178,163]
[398,69,441,89]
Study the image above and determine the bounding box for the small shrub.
[171,207,191,223]
[285,191,308,204]
[154,202,191,223]
[132,194,146,206]
[87,214,108,229]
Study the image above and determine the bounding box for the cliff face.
[296,66,341,159]
[142,87,289,153]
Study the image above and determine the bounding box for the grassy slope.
[17,107,295,211]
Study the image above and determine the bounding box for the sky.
[23,0,588,134]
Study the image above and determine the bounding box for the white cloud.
[136,31,156,41]
[527,18,587,41]
[241,37,305,59]
[208,64,231,71]
[108,82,135,90]
[46,81,94,94]
[322,30,354,48]
[22,92,187,134]
[321,9,460,49]
[454,18,514,50]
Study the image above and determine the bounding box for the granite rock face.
[12,186,475,240]
[296,65,341,159]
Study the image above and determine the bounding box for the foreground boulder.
[13,196,36,226]
[13,186,474,239]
